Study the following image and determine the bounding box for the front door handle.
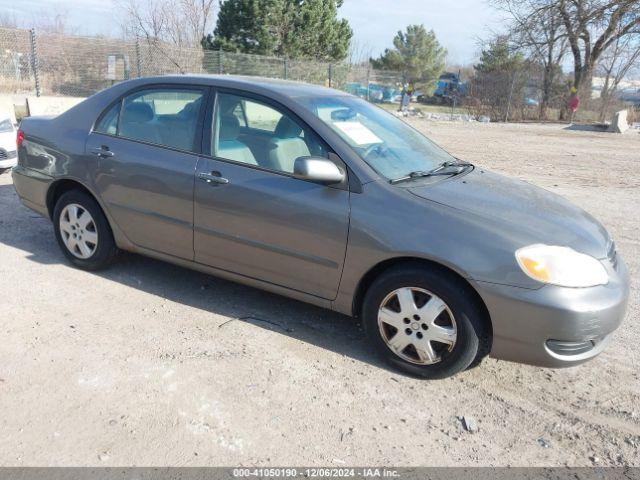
[198,171,229,185]
[91,147,114,158]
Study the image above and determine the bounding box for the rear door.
[193,91,350,300]
[87,86,206,260]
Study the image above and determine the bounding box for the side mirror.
[293,156,345,185]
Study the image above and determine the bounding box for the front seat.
[216,115,257,165]
[119,102,162,145]
[268,117,310,173]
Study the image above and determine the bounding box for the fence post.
[283,58,288,80]
[328,63,333,88]
[29,28,41,97]
[135,36,142,77]
[218,49,223,74]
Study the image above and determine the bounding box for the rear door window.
[98,87,206,153]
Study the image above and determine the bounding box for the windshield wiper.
[390,161,473,184]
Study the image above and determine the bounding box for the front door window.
[212,93,327,173]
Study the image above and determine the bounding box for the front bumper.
[0,157,17,169]
[475,254,629,368]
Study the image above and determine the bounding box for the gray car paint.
[194,156,350,300]
[87,134,199,260]
[13,75,629,369]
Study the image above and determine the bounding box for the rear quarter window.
[95,102,120,135]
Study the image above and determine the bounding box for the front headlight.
[515,244,608,287]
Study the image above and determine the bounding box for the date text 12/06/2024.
[232,468,401,478]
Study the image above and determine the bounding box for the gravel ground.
[0,121,638,467]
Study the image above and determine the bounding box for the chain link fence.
[0,27,35,95]
[5,26,628,123]
[0,26,405,102]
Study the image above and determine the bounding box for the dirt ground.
[0,121,638,467]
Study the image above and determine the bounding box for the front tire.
[362,265,489,379]
[53,190,118,270]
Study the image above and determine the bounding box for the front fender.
[333,180,541,315]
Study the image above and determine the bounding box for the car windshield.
[298,95,457,180]
[0,118,14,133]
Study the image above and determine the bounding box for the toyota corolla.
[13,76,629,378]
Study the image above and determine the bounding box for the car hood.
[408,168,610,259]
[0,130,15,150]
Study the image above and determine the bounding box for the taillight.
[16,129,24,148]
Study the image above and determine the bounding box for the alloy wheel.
[377,287,457,365]
[59,203,98,259]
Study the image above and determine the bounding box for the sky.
[1,0,504,65]
[340,0,503,65]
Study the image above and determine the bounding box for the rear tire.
[362,265,489,379]
[53,190,118,270]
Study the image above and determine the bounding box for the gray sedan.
[13,76,629,379]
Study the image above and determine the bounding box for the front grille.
[546,339,597,356]
[0,149,16,160]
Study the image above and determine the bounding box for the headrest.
[178,98,202,118]
[274,116,303,138]
[219,115,240,141]
[122,102,154,123]
[219,96,241,115]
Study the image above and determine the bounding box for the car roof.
[138,74,349,98]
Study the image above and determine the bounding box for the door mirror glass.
[293,156,345,185]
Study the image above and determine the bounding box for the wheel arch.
[46,178,97,220]
[45,177,133,250]
[352,257,493,336]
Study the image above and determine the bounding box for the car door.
[193,91,350,300]
[87,86,206,260]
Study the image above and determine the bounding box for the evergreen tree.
[471,36,528,121]
[474,37,525,74]
[202,0,352,62]
[370,25,446,90]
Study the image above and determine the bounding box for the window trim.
[202,87,351,190]
[91,83,209,156]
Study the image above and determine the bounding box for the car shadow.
[0,181,393,373]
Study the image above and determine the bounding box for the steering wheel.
[362,143,386,159]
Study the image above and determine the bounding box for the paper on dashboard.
[332,121,383,145]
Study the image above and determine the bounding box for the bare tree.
[0,6,73,34]
[0,12,19,28]
[181,0,218,46]
[31,9,73,35]
[556,0,640,96]
[118,0,217,47]
[492,0,568,119]
[597,31,640,120]
[116,0,216,74]
[348,39,375,66]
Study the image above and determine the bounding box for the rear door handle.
[91,147,114,158]
[198,171,229,185]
